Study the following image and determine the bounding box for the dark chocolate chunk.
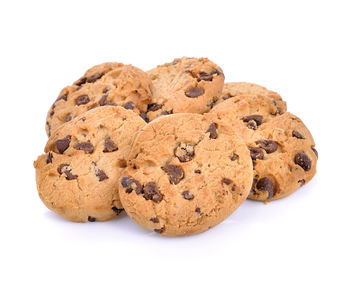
[143,182,163,203]
[74,141,94,154]
[112,207,124,215]
[185,87,204,98]
[174,143,195,162]
[154,227,165,234]
[57,164,78,180]
[182,190,194,200]
[295,152,312,171]
[124,101,135,110]
[206,123,217,139]
[75,95,90,105]
[249,147,264,160]
[74,77,87,86]
[121,177,142,193]
[311,147,318,158]
[298,179,305,187]
[256,177,275,200]
[150,217,159,223]
[222,178,232,185]
[256,140,278,154]
[46,152,53,164]
[99,94,108,106]
[162,165,184,184]
[139,113,149,123]
[86,73,104,83]
[95,168,108,181]
[198,72,213,82]
[55,135,71,154]
[242,115,263,127]
[231,153,238,161]
[292,130,305,139]
[88,216,96,222]
[103,137,118,153]
[147,103,163,111]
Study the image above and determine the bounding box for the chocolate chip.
[55,135,71,154]
[74,141,94,154]
[256,140,278,154]
[50,111,54,116]
[64,114,73,122]
[295,152,312,171]
[222,178,232,185]
[207,98,218,109]
[198,72,213,82]
[185,87,204,98]
[86,73,104,83]
[103,87,109,93]
[88,216,96,222]
[194,169,201,174]
[211,69,222,76]
[74,77,87,86]
[249,147,264,160]
[206,123,217,139]
[80,117,86,122]
[57,164,78,180]
[231,153,238,161]
[46,152,53,164]
[112,207,124,215]
[147,103,163,111]
[124,101,135,110]
[242,115,263,127]
[95,168,108,181]
[75,95,90,105]
[139,113,149,123]
[175,142,195,162]
[99,94,108,106]
[256,177,275,200]
[160,110,173,116]
[292,130,305,139]
[154,227,165,234]
[311,147,318,158]
[247,120,258,130]
[162,165,184,184]
[252,160,256,169]
[195,207,202,215]
[56,94,68,102]
[103,137,118,152]
[250,176,258,194]
[121,177,142,194]
[143,182,163,203]
[182,190,194,200]
[298,179,305,187]
[150,217,159,223]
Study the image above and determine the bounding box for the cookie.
[46,62,152,136]
[35,106,146,222]
[117,113,253,236]
[146,57,224,121]
[208,96,317,201]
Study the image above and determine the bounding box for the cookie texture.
[146,57,224,121]
[46,62,152,136]
[118,113,253,236]
[209,95,317,201]
[35,106,146,222]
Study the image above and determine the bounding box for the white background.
[1,1,349,280]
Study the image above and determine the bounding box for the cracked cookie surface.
[46,62,152,136]
[146,57,224,122]
[208,95,317,201]
[35,106,146,222]
[118,113,253,236]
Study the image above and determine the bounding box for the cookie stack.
[34,57,318,236]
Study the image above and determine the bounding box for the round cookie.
[118,113,253,236]
[208,96,317,201]
[46,62,152,136]
[248,113,318,201]
[145,57,224,121]
[35,106,146,222]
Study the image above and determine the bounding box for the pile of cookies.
[34,57,318,236]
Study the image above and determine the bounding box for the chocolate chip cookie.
[208,96,317,201]
[35,106,146,222]
[118,113,253,236]
[46,62,152,136]
[145,57,224,121]
[215,82,285,110]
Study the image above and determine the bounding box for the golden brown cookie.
[145,57,224,121]
[35,106,146,222]
[46,62,152,136]
[118,113,253,236]
[208,96,317,201]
